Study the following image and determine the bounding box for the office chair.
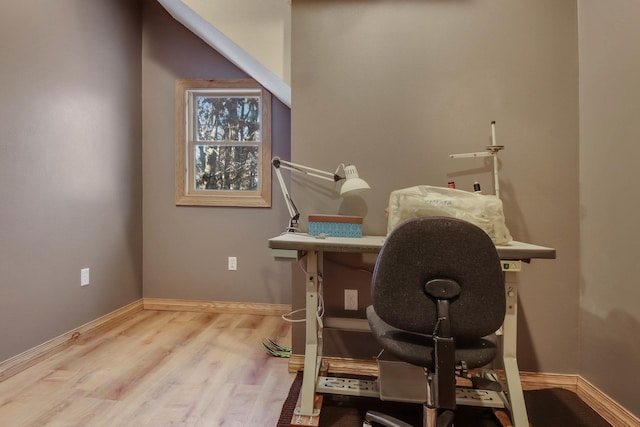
[364,217,506,427]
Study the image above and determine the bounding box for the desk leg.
[298,250,322,417]
[503,278,529,427]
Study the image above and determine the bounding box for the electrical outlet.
[80,268,90,286]
[344,289,358,311]
[228,256,237,271]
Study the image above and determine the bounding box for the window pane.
[194,145,260,191]
[196,96,261,142]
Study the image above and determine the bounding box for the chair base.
[364,368,508,427]
[364,406,455,427]
[364,410,414,427]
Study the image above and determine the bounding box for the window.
[175,79,271,207]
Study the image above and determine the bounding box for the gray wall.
[0,1,143,361]
[290,0,640,417]
[578,0,640,416]
[141,0,292,303]
[0,0,292,363]
[291,0,579,375]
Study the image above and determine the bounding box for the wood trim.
[0,299,144,382]
[577,376,640,427]
[288,354,379,377]
[289,355,578,391]
[518,371,578,392]
[143,298,292,316]
[289,355,639,426]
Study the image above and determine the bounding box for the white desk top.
[268,232,556,261]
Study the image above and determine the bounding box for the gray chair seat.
[367,305,497,370]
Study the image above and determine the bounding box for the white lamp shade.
[340,165,370,196]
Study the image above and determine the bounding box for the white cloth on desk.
[387,185,513,245]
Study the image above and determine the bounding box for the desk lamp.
[272,156,370,232]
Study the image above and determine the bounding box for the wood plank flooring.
[0,310,294,426]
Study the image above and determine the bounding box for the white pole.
[491,121,500,198]
[449,121,504,198]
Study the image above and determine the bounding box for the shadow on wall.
[580,305,640,417]
[514,294,540,372]
[499,180,531,244]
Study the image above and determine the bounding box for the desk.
[269,232,555,426]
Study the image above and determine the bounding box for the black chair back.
[372,217,505,340]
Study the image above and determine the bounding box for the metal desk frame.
[269,233,556,427]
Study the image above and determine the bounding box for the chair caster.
[436,409,455,427]
[364,410,413,427]
[471,376,503,392]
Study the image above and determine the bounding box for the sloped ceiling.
[158,0,291,107]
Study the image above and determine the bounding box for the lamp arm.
[272,157,301,231]
[274,158,343,182]
[271,156,368,232]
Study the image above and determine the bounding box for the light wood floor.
[0,310,295,426]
